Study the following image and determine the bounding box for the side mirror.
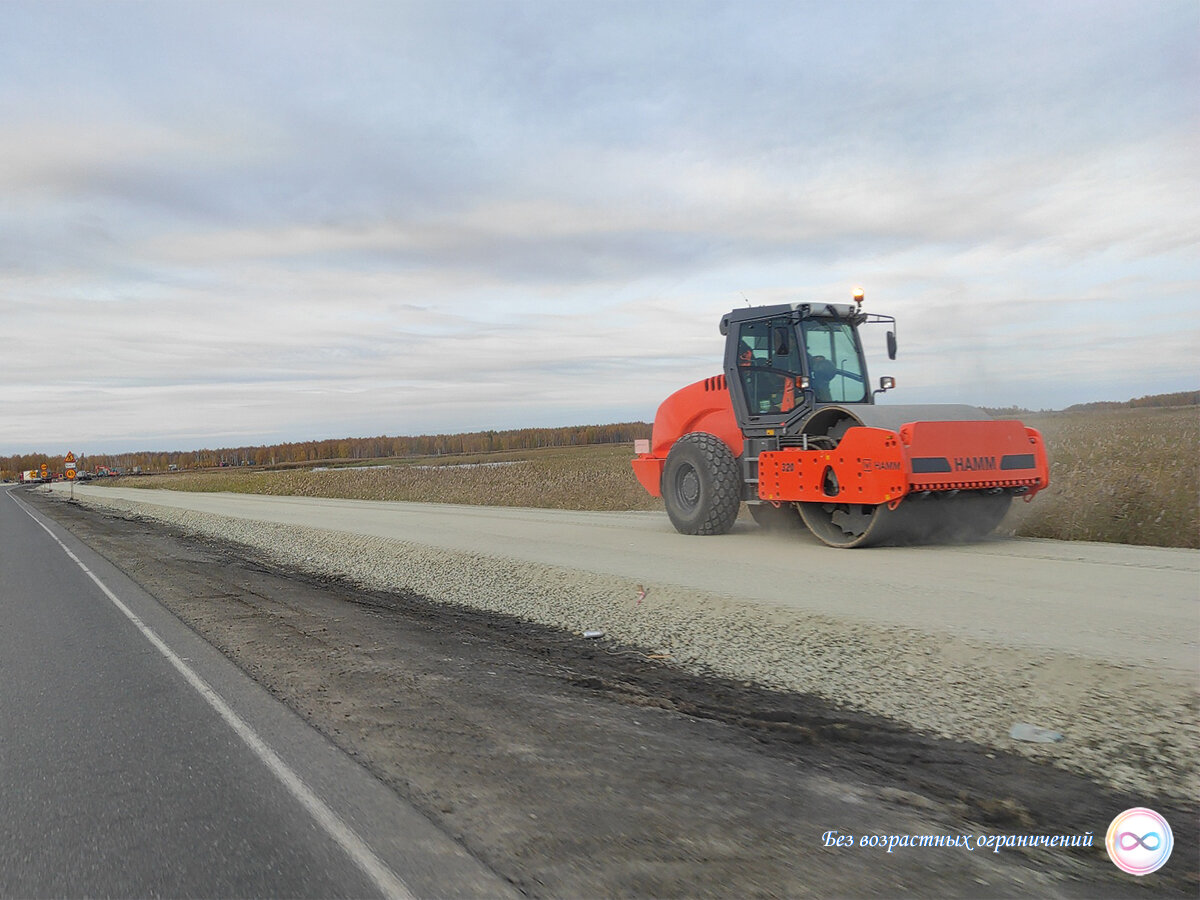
[886,331,897,360]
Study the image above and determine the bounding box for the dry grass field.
[117,444,661,512]
[1001,406,1197,548]
[107,406,1197,548]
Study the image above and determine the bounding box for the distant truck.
[21,470,42,483]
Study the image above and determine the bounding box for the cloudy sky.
[2,0,1196,455]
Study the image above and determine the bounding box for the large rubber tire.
[662,432,741,535]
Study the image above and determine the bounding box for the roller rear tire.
[662,433,741,535]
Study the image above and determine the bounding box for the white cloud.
[1,0,1196,454]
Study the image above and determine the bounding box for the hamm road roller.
[632,291,1049,547]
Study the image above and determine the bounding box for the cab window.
[736,319,804,415]
[802,319,866,402]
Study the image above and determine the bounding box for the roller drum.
[795,405,1014,548]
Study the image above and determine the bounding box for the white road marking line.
[12,494,415,900]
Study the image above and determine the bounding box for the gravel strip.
[72,493,1197,801]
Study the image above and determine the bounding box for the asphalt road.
[0,486,515,899]
[53,484,1200,671]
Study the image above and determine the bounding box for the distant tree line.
[1064,390,1198,412]
[1,421,652,480]
[984,390,1198,418]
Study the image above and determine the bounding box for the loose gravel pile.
[73,493,1197,801]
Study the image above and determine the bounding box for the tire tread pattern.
[663,432,741,535]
